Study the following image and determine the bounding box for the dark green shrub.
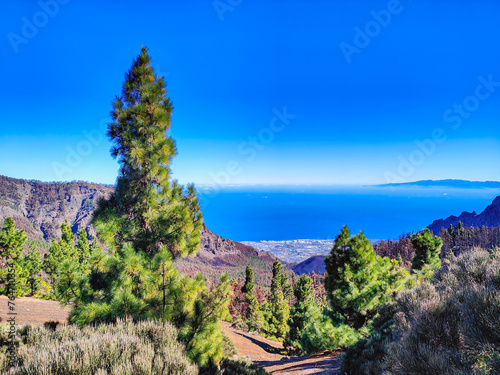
[231,319,249,332]
[300,305,361,353]
[410,228,443,272]
[341,302,398,375]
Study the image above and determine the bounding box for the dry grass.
[0,318,197,375]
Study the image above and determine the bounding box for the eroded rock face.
[176,224,277,286]
[428,195,500,234]
[0,175,114,241]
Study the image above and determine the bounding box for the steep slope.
[0,175,276,284]
[175,224,277,286]
[428,196,500,234]
[289,255,326,276]
[0,175,113,241]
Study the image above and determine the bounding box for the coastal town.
[241,239,335,263]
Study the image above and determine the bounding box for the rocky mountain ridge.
[0,175,114,241]
[428,196,500,234]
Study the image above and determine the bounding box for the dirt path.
[0,297,342,374]
[220,322,342,375]
[0,296,71,326]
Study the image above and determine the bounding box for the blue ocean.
[198,185,500,242]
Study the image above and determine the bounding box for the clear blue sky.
[1,0,499,185]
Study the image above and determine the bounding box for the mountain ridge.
[428,195,500,234]
[289,255,326,275]
[378,179,500,189]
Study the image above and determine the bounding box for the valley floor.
[220,322,342,374]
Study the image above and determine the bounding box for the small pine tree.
[76,228,91,266]
[266,260,290,339]
[411,228,443,272]
[241,265,264,331]
[0,217,27,260]
[44,220,77,278]
[284,274,314,351]
[25,244,43,296]
[182,273,232,369]
[241,265,255,297]
[45,222,101,304]
[0,217,28,297]
[324,226,408,330]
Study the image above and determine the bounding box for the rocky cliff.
[0,175,113,241]
[176,223,277,285]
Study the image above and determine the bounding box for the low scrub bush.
[383,248,500,374]
[231,319,249,332]
[0,319,197,375]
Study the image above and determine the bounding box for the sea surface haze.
[199,185,500,242]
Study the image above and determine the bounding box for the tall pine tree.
[93,46,202,258]
[66,47,230,370]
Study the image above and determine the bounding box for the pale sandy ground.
[220,321,343,375]
[0,295,71,326]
